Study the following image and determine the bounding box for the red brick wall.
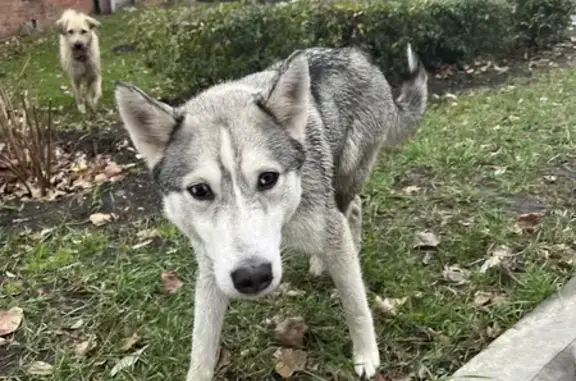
[0,0,94,39]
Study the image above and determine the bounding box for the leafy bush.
[128,0,574,96]
[510,0,576,47]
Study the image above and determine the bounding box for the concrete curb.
[450,276,576,381]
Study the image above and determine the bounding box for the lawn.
[1,7,575,381]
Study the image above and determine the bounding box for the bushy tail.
[387,44,428,146]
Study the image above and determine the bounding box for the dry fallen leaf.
[274,348,307,379]
[402,185,421,195]
[0,307,24,336]
[103,161,123,178]
[480,245,512,273]
[89,213,115,227]
[543,175,557,183]
[277,282,306,297]
[413,231,440,249]
[27,361,54,376]
[274,316,308,348]
[160,271,183,294]
[442,265,470,285]
[69,319,84,330]
[110,346,148,377]
[486,323,502,338]
[119,332,141,352]
[136,229,160,240]
[215,348,231,369]
[74,336,97,356]
[493,64,510,74]
[131,239,153,250]
[473,291,493,306]
[375,295,408,316]
[512,212,545,234]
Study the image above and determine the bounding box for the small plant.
[0,88,53,198]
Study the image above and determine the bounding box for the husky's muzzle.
[230,258,273,295]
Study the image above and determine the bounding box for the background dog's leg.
[186,260,229,381]
[70,79,85,114]
[87,77,101,111]
[320,213,380,378]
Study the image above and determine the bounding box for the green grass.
[1,66,575,380]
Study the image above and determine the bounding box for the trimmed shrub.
[510,0,576,47]
[128,0,574,96]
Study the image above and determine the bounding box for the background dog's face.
[115,56,310,298]
[56,10,100,52]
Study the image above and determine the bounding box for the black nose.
[73,42,83,50]
[231,262,273,295]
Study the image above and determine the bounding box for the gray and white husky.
[115,44,427,380]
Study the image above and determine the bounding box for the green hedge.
[128,0,576,96]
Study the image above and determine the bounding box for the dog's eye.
[80,29,88,34]
[67,30,74,34]
[188,183,214,201]
[257,172,280,191]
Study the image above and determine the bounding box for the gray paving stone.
[451,277,576,381]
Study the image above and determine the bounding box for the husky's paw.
[308,255,325,277]
[353,346,380,379]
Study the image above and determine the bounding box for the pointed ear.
[264,53,309,143]
[85,15,101,29]
[115,82,179,169]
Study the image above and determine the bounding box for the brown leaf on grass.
[486,322,502,338]
[442,265,470,285]
[136,229,160,240]
[131,239,153,250]
[273,348,307,379]
[74,335,97,356]
[401,185,421,195]
[375,295,408,316]
[0,307,24,336]
[480,245,513,273]
[160,271,183,294]
[413,231,440,250]
[539,244,576,268]
[215,348,231,369]
[473,291,493,306]
[110,346,148,377]
[69,319,84,330]
[119,332,141,352]
[493,64,510,74]
[89,212,116,227]
[27,361,54,376]
[276,282,306,297]
[512,212,545,234]
[103,161,123,178]
[274,316,308,348]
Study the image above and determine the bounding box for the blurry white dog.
[56,9,102,114]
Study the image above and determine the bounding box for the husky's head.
[115,55,309,298]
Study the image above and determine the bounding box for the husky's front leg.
[319,212,380,379]
[187,259,229,381]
